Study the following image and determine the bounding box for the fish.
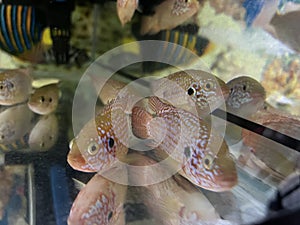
[97,79,127,105]
[0,104,34,145]
[151,69,229,117]
[68,98,130,173]
[140,0,200,35]
[125,153,233,225]
[241,109,300,179]
[0,68,33,106]
[27,83,60,115]
[131,96,238,192]
[226,76,266,118]
[68,173,127,225]
[0,5,48,63]
[117,0,138,25]
[28,114,59,151]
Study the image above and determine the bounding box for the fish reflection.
[0,69,33,106]
[151,69,229,117]
[0,104,34,146]
[68,173,127,225]
[68,98,129,173]
[132,96,237,192]
[28,114,59,151]
[28,83,61,115]
[126,153,230,225]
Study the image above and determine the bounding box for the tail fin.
[132,106,153,139]
[148,96,167,114]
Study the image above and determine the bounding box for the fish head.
[183,139,237,192]
[226,76,266,116]
[68,105,129,172]
[28,84,60,115]
[152,70,228,115]
[68,174,126,225]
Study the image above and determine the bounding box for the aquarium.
[0,0,299,225]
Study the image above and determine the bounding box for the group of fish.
[67,69,298,224]
[0,68,61,152]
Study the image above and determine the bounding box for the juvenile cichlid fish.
[0,104,34,145]
[131,96,237,192]
[0,68,33,106]
[28,114,59,151]
[68,98,130,173]
[151,69,229,117]
[226,76,266,118]
[27,83,60,115]
[68,173,127,225]
[140,0,200,35]
[126,153,233,225]
[117,0,138,26]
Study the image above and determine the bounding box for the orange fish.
[151,70,229,117]
[68,173,127,225]
[68,98,129,173]
[117,0,138,26]
[140,0,200,35]
[131,96,237,192]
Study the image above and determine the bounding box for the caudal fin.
[131,106,153,139]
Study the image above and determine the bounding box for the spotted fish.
[131,96,237,192]
[0,68,33,106]
[226,76,266,118]
[27,83,60,115]
[68,173,127,225]
[68,98,130,173]
[151,69,229,117]
[140,0,200,35]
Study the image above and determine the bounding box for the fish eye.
[187,87,195,96]
[87,141,99,155]
[0,85,3,90]
[204,81,214,91]
[40,96,45,102]
[203,154,215,170]
[242,85,247,91]
[108,211,113,221]
[230,88,233,93]
[49,97,52,103]
[108,138,114,148]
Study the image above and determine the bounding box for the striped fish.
[0,132,29,152]
[0,4,46,61]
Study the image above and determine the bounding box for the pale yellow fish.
[132,96,237,192]
[151,69,229,117]
[68,172,127,225]
[117,0,138,25]
[0,68,33,106]
[0,104,34,145]
[140,0,200,35]
[68,97,130,173]
[27,83,60,115]
[98,79,127,105]
[125,153,232,225]
[28,114,59,151]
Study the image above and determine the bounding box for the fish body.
[0,68,33,106]
[132,96,237,192]
[151,69,229,117]
[28,114,59,151]
[0,104,34,145]
[0,5,47,63]
[117,0,138,25]
[68,173,127,225]
[140,0,200,35]
[68,98,129,173]
[27,83,60,115]
[226,76,266,118]
[126,153,223,225]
